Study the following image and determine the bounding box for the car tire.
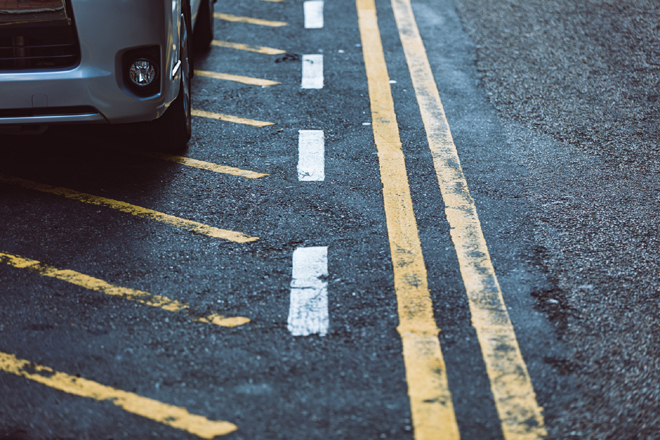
[194,0,214,52]
[145,10,192,153]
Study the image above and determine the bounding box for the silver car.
[0,0,214,151]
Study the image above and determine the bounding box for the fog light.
[129,59,156,87]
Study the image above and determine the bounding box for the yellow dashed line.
[356,0,460,438]
[0,352,238,439]
[390,0,547,438]
[214,12,287,27]
[211,40,286,55]
[192,109,274,127]
[0,174,258,243]
[139,151,269,179]
[0,252,250,328]
[195,70,281,87]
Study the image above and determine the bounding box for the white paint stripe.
[288,247,329,337]
[304,1,324,29]
[302,54,323,89]
[298,130,325,181]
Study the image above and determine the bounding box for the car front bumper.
[0,0,181,125]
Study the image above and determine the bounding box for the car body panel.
[0,0,199,125]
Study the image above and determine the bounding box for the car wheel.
[194,0,214,52]
[146,10,192,153]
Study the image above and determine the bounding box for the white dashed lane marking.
[304,1,324,29]
[288,247,329,337]
[298,130,325,181]
[302,54,323,89]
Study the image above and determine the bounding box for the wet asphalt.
[457,0,660,438]
[0,0,655,439]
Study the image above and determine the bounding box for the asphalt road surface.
[1,0,657,439]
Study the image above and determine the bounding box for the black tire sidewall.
[194,0,214,52]
[144,5,192,152]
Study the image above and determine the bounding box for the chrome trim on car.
[0,112,106,124]
[171,60,181,79]
[0,113,107,125]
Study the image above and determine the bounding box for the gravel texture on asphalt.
[454,0,660,438]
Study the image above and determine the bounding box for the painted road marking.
[214,12,287,27]
[192,109,274,127]
[211,40,286,55]
[0,252,249,328]
[302,54,323,89]
[304,1,324,29]
[0,174,258,243]
[298,130,325,181]
[390,0,547,438]
[139,151,268,179]
[356,0,460,438]
[0,352,237,439]
[288,247,329,336]
[195,70,281,87]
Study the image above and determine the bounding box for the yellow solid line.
[139,151,269,179]
[192,109,274,127]
[214,12,288,27]
[390,0,547,438]
[0,252,250,328]
[0,174,258,243]
[356,0,460,439]
[211,40,286,55]
[195,70,281,87]
[0,352,237,439]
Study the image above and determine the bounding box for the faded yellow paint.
[0,174,258,243]
[0,352,237,438]
[356,0,460,438]
[214,12,288,27]
[195,314,251,327]
[390,0,547,438]
[139,151,269,178]
[192,109,274,127]
[0,252,250,328]
[195,70,281,87]
[211,40,286,55]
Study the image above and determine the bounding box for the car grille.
[0,25,80,71]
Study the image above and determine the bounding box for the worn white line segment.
[288,247,329,336]
[302,54,323,89]
[298,130,325,181]
[304,1,324,29]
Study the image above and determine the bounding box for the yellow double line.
[357,0,547,438]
